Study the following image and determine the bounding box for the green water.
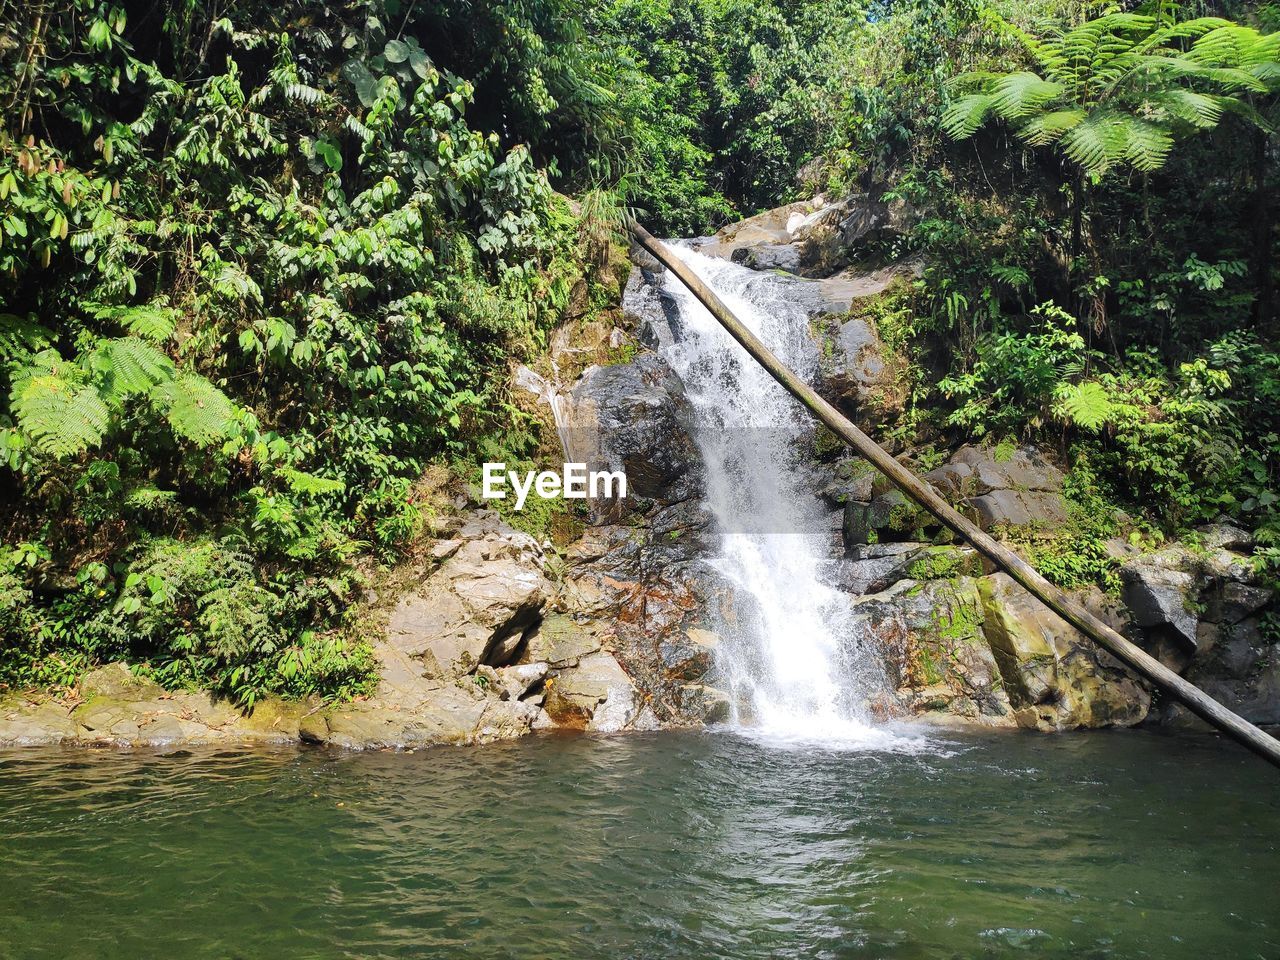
[1,728,1277,959]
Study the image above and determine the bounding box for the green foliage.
[871,1,1280,557]
[1021,454,1124,594]
[0,0,618,701]
[944,13,1279,175]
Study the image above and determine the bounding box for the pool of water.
[1,727,1277,959]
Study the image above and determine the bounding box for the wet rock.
[825,542,924,595]
[657,627,719,682]
[854,577,1013,725]
[676,683,733,724]
[815,457,876,508]
[564,353,703,516]
[0,697,77,745]
[979,573,1150,730]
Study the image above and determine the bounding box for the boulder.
[521,614,605,668]
[687,195,914,278]
[79,662,156,700]
[979,573,1150,730]
[1120,550,1201,652]
[1197,522,1253,552]
[825,542,925,595]
[495,663,548,701]
[675,683,733,724]
[564,353,703,515]
[924,445,1069,535]
[853,577,1013,724]
[690,198,841,276]
[815,456,876,508]
[385,515,552,679]
[843,489,935,547]
[809,311,905,421]
[544,651,647,731]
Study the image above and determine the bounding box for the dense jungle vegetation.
[1,0,1277,702]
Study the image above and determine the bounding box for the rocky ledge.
[0,365,731,750]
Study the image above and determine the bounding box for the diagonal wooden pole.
[630,218,1280,770]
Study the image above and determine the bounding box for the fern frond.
[986,72,1064,122]
[1058,110,1127,172]
[1054,380,1114,431]
[87,302,179,342]
[95,338,175,397]
[152,373,237,446]
[275,466,346,496]
[1145,88,1226,128]
[12,358,111,456]
[941,94,995,140]
[1017,108,1085,145]
[1120,117,1174,170]
[0,313,53,361]
[125,485,180,510]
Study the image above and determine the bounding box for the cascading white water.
[653,245,916,748]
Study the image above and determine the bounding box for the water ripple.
[0,728,1277,960]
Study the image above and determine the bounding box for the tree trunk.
[1251,129,1275,333]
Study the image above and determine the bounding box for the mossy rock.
[843,490,932,547]
[905,546,984,581]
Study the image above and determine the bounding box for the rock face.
[1119,532,1279,726]
[688,194,913,278]
[851,570,1151,730]
[855,577,1014,724]
[924,445,1069,535]
[979,574,1150,730]
[0,663,311,748]
[564,353,703,516]
[809,307,906,424]
[386,516,551,679]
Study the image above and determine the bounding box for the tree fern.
[153,372,237,446]
[11,356,112,456]
[943,12,1280,175]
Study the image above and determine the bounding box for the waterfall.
[651,245,916,748]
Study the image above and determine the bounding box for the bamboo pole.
[629,219,1280,770]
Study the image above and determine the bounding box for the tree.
[941,12,1280,265]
